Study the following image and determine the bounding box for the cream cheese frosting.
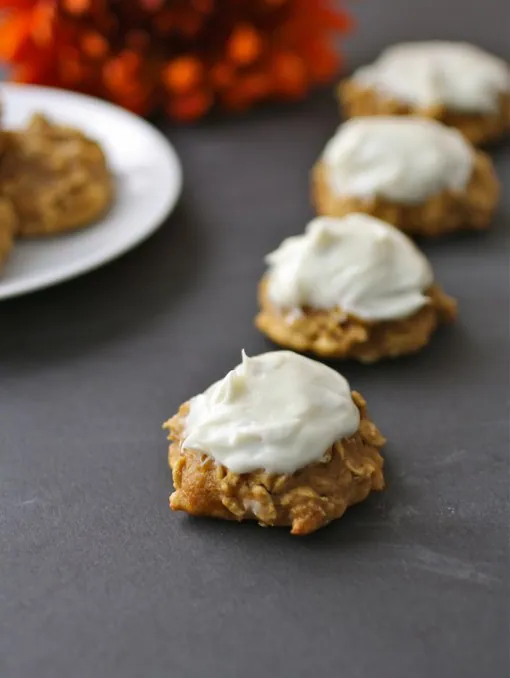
[265,214,434,321]
[322,116,474,204]
[353,42,510,114]
[182,351,360,474]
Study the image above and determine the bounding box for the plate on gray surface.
[0,84,182,299]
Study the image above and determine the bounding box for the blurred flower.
[0,0,352,121]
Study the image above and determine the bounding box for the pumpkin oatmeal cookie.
[164,351,385,536]
[255,215,457,362]
[256,278,456,363]
[339,42,510,146]
[340,80,510,148]
[312,117,499,237]
[0,117,16,271]
[0,197,16,271]
[0,114,114,237]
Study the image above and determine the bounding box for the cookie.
[0,197,16,272]
[164,351,385,535]
[0,114,114,237]
[255,214,457,362]
[312,117,499,237]
[339,42,510,146]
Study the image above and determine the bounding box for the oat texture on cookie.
[164,351,385,535]
[256,215,457,361]
[0,114,114,237]
[312,117,499,236]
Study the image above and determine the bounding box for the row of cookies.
[165,42,509,535]
[253,115,499,360]
[256,41,508,361]
[0,112,114,272]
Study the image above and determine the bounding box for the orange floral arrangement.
[0,0,352,121]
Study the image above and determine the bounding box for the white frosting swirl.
[322,117,474,204]
[183,351,360,475]
[266,214,433,321]
[354,42,510,114]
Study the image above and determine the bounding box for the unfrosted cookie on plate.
[0,197,16,272]
[255,214,457,362]
[0,119,17,271]
[0,114,114,237]
[312,117,499,237]
[164,351,385,536]
[339,42,510,146]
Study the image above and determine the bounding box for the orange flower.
[0,0,352,121]
[228,24,263,66]
[163,56,204,93]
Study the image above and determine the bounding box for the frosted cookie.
[0,114,114,237]
[255,215,457,362]
[339,42,510,145]
[312,117,499,237]
[164,351,385,536]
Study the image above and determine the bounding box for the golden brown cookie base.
[255,279,457,362]
[0,197,17,270]
[0,114,114,237]
[338,80,510,146]
[165,392,385,535]
[311,152,499,237]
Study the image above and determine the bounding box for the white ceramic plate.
[0,83,182,299]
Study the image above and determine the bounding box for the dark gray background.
[1,2,509,676]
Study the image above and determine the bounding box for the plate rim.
[0,83,183,300]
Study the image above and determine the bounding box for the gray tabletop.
[1,2,509,677]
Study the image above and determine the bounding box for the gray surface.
[1,2,509,676]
